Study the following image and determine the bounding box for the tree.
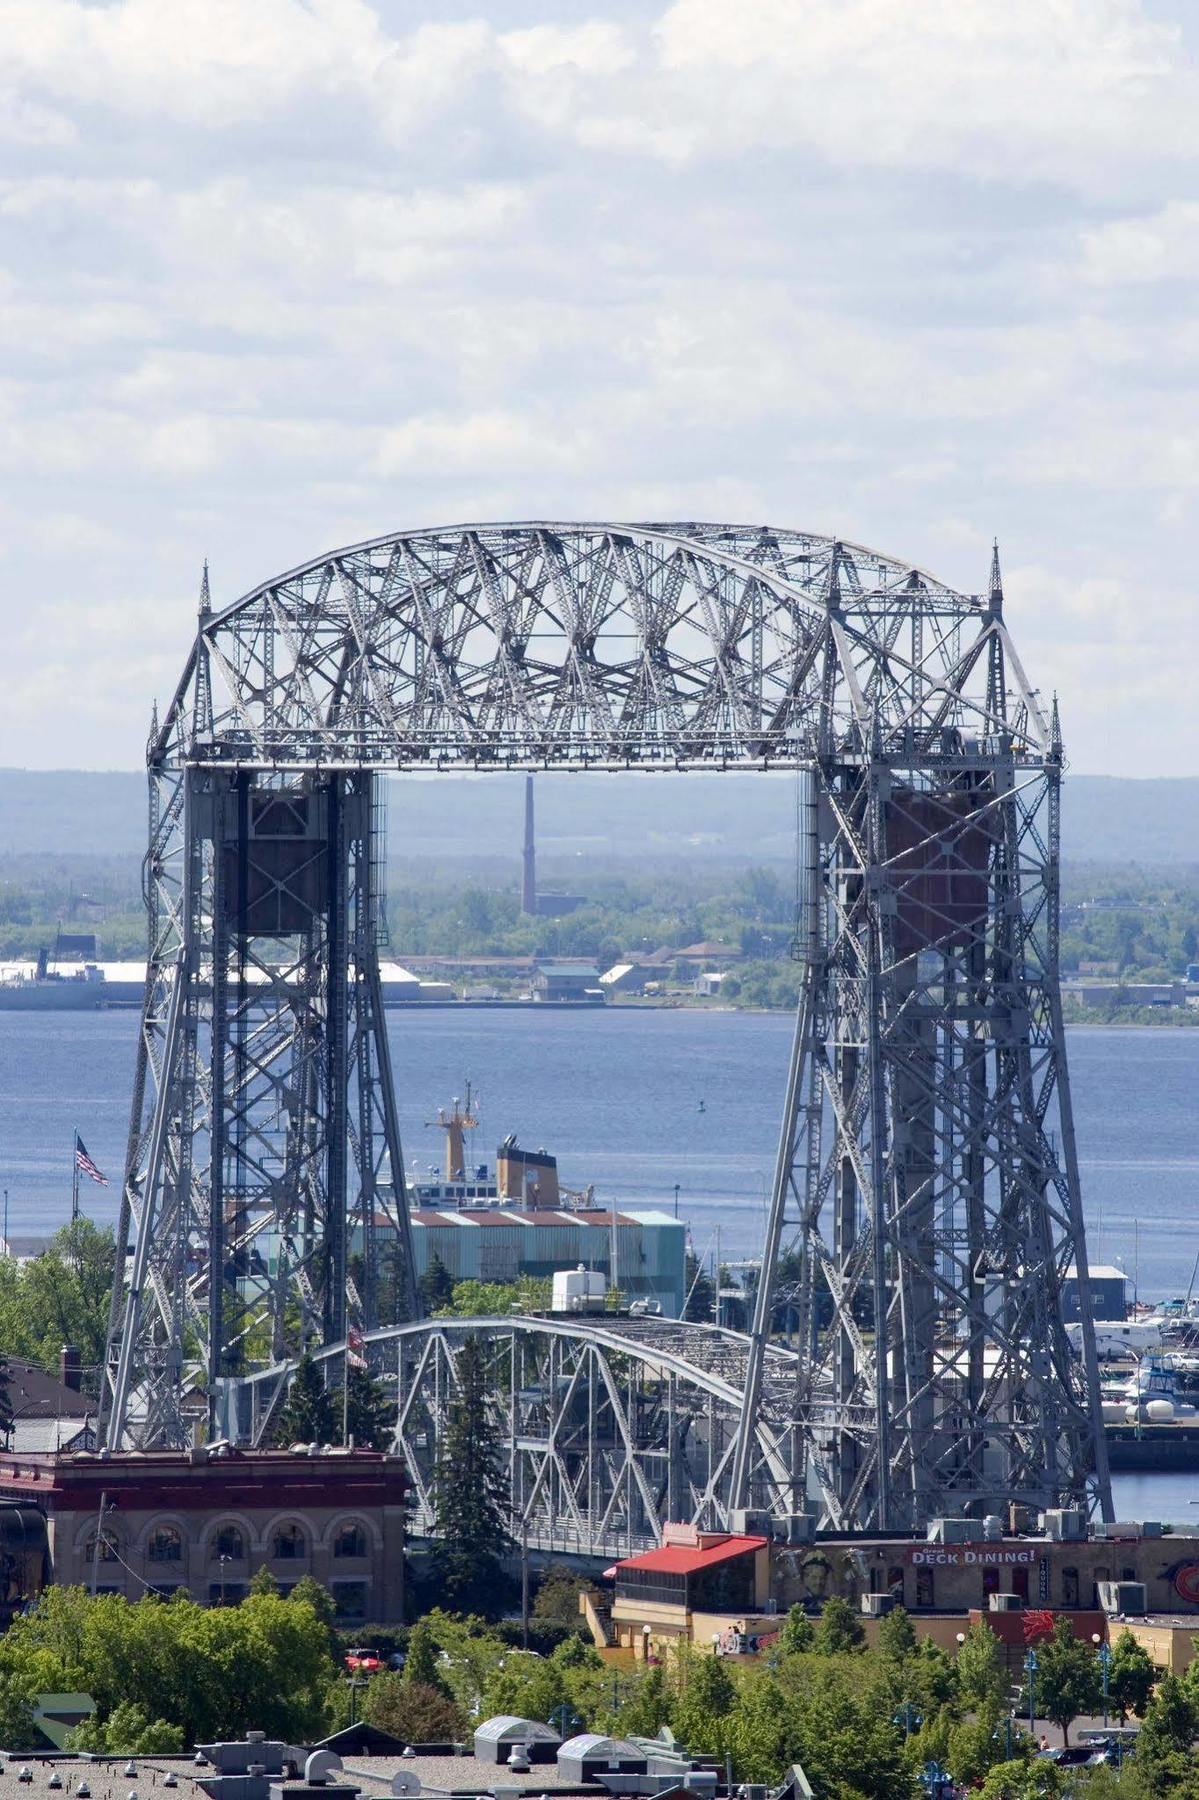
[1108,1627,1155,1723]
[956,1619,1007,1713]
[1135,1672,1198,1791]
[947,1707,1029,1788]
[73,1701,185,1754]
[682,1253,714,1323]
[813,1595,865,1655]
[404,1621,450,1696]
[420,1253,455,1312]
[671,1645,735,1755]
[364,1675,465,1744]
[978,1763,1063,1800]
[532,1570,588,1629]
[876,1605,916,1662]
[249,1566,280,1596]
[343,1365,392,1449]
[724,1671,795,1783]
[482,1651,568,1724]
[277,1353,336,1445]
[1021,1618,1101,1747]
[777,1603,815,1656]
[618,1663,671,1738]
[431,1334,513,1612]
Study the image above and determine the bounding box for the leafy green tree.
[343,1364,392,1449]
[249,1565,280,1596]
[724,1671,796,1783]
[778,1603,815,1656]
[419,1253,455,1311]
[876,1606,916,1662]
[1019,1618,1100,1746]
[978,1762,1063,1800]
[482,1650,568,1723]
[73,1701,185,1754]
[671,1645,735,1755]
[431,1334,513,1612]
[618,1663,671,1737]
[956,1619,1008,1713]
[532,1570,587,1628]
[0,1219,116,1373]
[947,1706,1029,1788]
[404,1621,451,1696]
[1134,1672,1198,1791]
[364,1675,464,1744]
[277,1352,336,1445]
[1108,1627,1155,1722]
[813,1595,865,1655]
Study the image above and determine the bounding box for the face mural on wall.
[1164,1559,1199,1606]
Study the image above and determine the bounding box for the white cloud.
[0,0,1196,770]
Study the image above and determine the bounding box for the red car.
[344,1647,383,1673]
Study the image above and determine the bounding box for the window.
[1092,1566,1111,1609]
[272,1524,306,1560]
[915,1568,934,1609]
[1062,1567,1080,1607]
[334,1523,367,1559]
[332,1582,368,1622]
[983,1566,1000,1602]
[147,1526,183,1564]
[1012,1568,1030,1602]
[84,1531,119,1566]
[887,1566,905,1603]
[211,1526,245,1562]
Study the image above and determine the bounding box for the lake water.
[1,1008,1196,1517]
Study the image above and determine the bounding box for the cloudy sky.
[1,0,1196,774]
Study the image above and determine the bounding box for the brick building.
[0,1445,407,1624]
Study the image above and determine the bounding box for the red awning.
[614,1534,767,1576]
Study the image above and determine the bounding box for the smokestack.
[521,774,537,915]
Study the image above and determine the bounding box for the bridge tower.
[730,544,1111,1530]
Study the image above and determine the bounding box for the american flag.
[346,1324,367,1370]
[74,1136,109,1188]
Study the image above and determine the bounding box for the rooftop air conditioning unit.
[730,1508,773,1538]
[1042,1509,1087,1542]
[989,1593,1025,1613]
[861,1594,896,1618]
[927,1518,977,1545]
[1098,1581,1146,1617]
[773,1513,816,1545]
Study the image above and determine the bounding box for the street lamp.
[1093,1635,1112,1730]
[955,1631,966,1648]
[217,1553,231,1607]
[1024,1649,1039,1739]
[992,1714,1016,1762]
[892,1702,922,1738]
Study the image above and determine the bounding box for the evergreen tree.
[682,1253,714,1323]
[431,1334,512,1612]
[419,1253,455,1312]
[1135,1671,1197,1791]
[276,1352,336,1446]
[343,1365,392,1449]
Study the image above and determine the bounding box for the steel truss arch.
[236,1314,807,1559]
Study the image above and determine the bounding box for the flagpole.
[71,1130,79,1224]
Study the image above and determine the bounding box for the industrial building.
[0,1445,407,1623]
[408,1205,686,1315]
[1062,1264,1128,1324]
[532,962,604,1002]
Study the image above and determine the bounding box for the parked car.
[344,1646,383,1673]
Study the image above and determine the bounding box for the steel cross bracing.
[100,521,1111,1541]
[233,1315,807,1559]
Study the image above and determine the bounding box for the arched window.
[84,1530,119,1566]
[211,1526,246,1562]
[147,1525,183,1564]
[272,1523,306,1560]
[334,1522,367,1559]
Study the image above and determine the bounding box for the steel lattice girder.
[100,521,1111,1540]
[236,1315,806,1559]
